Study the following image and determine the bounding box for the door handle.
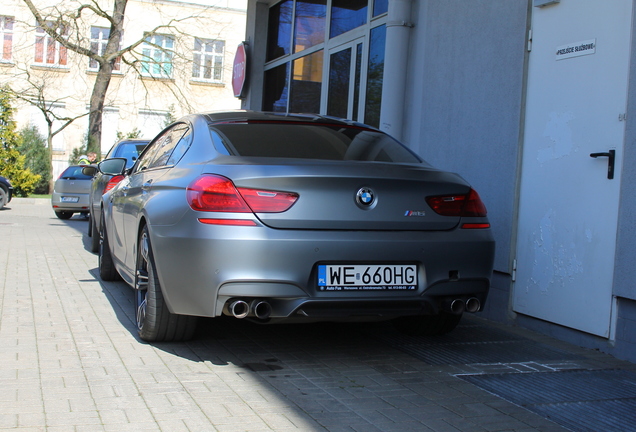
[142,180,153,191]
[590,149,615,179]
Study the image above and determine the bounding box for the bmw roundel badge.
[356,187,375,206]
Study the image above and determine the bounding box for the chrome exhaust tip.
[443,298,465,315]
[251,300,272,320]
[228,300,249,319]
[465,297,481,313]
[450,299,465,314]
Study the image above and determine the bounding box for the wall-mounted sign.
[232,42,248,98]
[556,39,596,60]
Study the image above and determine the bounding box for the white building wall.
[0,0,247,169]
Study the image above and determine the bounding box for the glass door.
[326,39,364,121]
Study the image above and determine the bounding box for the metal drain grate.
[393,340,583,365]
[372,323,583,365]
[460,369,636,432]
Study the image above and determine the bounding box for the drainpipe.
[379,0,413,141]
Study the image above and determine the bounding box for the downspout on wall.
[379,0,413,141]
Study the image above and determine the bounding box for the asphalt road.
[1,197,635,431]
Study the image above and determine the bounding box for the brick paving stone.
[2,198,635,432]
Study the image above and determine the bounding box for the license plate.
[61,196,79,203]
[317,264,417,291]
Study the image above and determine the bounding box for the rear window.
[209,122,422,163]
[110,143,148,168]
[60,166,92,180]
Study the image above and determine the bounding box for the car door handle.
[142,180,153,191]
[590,149,615,179]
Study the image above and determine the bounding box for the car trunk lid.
[214,159,471,231]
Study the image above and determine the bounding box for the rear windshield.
[209,122,422,163]
[110,143,148,168]
[60,166,92,180]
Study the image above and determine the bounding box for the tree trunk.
[86,65,113,156]
[86,0,128,157]
[47,126,54,193]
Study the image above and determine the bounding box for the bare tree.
[17,0,231,155]
[7,65,90,191]
[24,0,152,155]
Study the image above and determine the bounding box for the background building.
[0,0,247,179]
[241,0,636,363]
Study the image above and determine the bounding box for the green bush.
[0,87,42,196]
[18,125,50,195]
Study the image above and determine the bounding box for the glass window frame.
[192,38,225,82]
[89,26,121,72]
[141,33,175,79]
[135,123,190,172]
[0,16,13,62]
[34,21,69,67]
[263,0,387,121]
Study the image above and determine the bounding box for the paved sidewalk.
[1,198,635,432]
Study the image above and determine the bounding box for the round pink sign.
[232,42,247,98]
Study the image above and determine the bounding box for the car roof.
[199,110,376,129]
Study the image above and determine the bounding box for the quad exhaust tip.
[251,300,272,320]
[227,299,272,320]
[444,297,481,315]
[449,299,465,314]
[228,299,249,319]
[466,297,481,313]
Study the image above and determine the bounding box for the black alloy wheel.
[135,228,150,334]
[134,225,197,342]
[89,213,100,253]
[98,213,120,281]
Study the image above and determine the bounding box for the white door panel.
[514,0,631,337]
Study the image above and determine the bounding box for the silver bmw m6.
[97,111,495,342]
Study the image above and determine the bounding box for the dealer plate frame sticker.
[317,264,417,291]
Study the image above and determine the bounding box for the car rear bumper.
[149,218,495,321]
[51,193,90,212]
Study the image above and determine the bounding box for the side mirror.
[99,158,127,176]
[82,165,98,177]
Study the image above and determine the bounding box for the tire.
[135,225,197,342]
[98,213,120,281]
[393,312,462,336]
[55,211,73,219]
[89,213,100,253]
[0,187,7,210]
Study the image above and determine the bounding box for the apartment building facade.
[0,0,246,179]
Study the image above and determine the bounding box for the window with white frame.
[34,21,68,66]
[141,33,174,79]
[89,26,121,71]
[0,16,13,62]
[192,38,224,82]
[29,103,66,151]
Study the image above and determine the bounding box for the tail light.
[103,175,125,194]
[426,188,488,218]
[187,175,298,213]
[236,187,299,212]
